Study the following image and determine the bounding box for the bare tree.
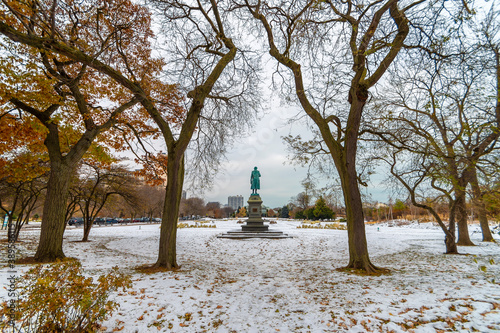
[295,192,311,211]
[380,147,459,253]
[1,0,258,269]
[0,173,46,242]
[135,185,165,221]
[75,161,138,242]
[367,4,500,245]
[221,206,235,218]
[180,197,207,218]
[240,0,416,273]
[145,0,259,268]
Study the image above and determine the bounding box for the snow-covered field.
[1,219,499,332]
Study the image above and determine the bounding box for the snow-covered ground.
[1,219,499,332]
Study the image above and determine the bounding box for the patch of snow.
[1,220,499,332]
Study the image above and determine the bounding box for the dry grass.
[15,256,79,265]
[135,264,181,274]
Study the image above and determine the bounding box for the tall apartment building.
[228,195,244,210]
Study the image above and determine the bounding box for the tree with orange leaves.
[1,0,259,270]
[0,152,48,243]
[0,103,49,242]
[133,152,169,187]
[0,0,183,262]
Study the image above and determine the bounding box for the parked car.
[93,217,118,225]
[67,217,83,226]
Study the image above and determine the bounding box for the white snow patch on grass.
[1,220,499,332]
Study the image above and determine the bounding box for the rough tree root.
[135,263,181,274]
[338,261,390,276]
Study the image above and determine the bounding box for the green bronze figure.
[250,167,261,195]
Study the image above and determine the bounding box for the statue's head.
[254,167,257,170]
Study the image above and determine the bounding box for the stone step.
[217,230,292,239]
[241,226,269,232]
[225,231,282,235]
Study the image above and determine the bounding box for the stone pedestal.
[217,194,291,239]
[242,194,269,232]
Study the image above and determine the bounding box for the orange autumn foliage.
[0,0,186,184]
[134,152,169,186]
[1,0,185,155]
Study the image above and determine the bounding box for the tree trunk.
[5,195,22,243]
[445,200,458,254]
[155,153,185,269]
[444,227,458,253]
[82,219,93,242]
[470,168,495,242]
[340,99,381,273]
[13,216,23,243]
[82,202,93,242]
[34,161,72,262]
[341,165,379,272]
[455,187,475,246]
[445,233,458,253]
[7,215,15,243]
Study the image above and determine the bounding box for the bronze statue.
[250,167,261,194]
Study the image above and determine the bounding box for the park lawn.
[1,219,499,332]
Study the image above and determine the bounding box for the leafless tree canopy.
[151,0,262,191]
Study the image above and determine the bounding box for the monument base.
[243,194,267,231]
[217,194,292,239]
[217,230,291,239]
[241,222,269,232]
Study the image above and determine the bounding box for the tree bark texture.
[341,98,381,272]
[34,119,96,261]
[470,168,495,242]
[82,219,93,242]
[445,201,458,254]
[455,186,475,246]
[34,161,72,261]
[341,163,377,270]
[156,153,185,269]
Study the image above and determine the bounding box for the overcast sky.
[201,102,390,208]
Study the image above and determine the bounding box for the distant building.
[182,190,187,200]
[228,195,244,210]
